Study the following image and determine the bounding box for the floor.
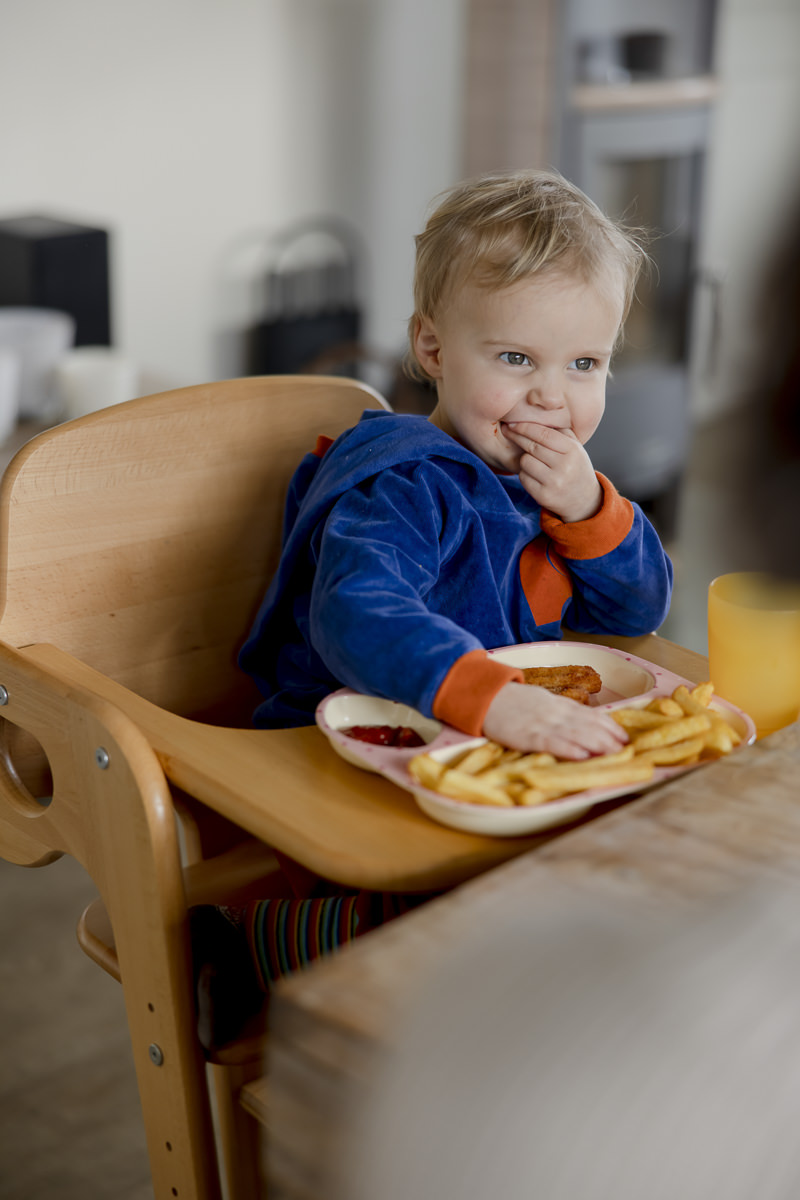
[0,855,153,1200]
[0,409,747,1198]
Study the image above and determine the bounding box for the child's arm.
[309,470,495,720]
[306,465,625,750]
[307,458,661,749]
[506,420,672,636]
[482,681,628,759]
[540,480,673,637]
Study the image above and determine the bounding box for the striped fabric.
[244,891,432,991]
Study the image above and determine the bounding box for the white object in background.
[55,347,140,419]
[0,347,21,444]
[0,308,75,419]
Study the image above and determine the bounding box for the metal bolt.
[149,1043,164,1066]
[94,746,110,770]
[0,685,8,706]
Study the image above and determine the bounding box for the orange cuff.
[540,472,634,560]
[432,649,524,736]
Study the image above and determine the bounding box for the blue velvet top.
[239,409,672,730]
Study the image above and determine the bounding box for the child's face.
[415,269,623,474]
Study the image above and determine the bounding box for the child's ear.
[413,316,443,379]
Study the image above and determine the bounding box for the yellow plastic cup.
[708,572,800,739]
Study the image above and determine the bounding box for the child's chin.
[490,451,521,477]
[494,441,522,473]
[470,430,518,474]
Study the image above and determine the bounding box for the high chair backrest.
[0,374,385,726]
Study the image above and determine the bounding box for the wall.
[690,0,800,421]
[0,0,467,391]
[462,0,559,176]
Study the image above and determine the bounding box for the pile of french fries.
[408,682,741,809]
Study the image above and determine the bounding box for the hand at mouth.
[503,416,571,437]
[501,421,573,460]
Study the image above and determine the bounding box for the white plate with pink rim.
[314,641,756,837]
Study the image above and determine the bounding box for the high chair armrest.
[17,641,550,892]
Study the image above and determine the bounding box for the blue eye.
[499,351,530,367]
[571,357,595,372]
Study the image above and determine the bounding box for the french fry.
[497,749,524,766]
[691,681,715,707]
[672,684,709,716]
[436,768,515,807]
[701,726,735,758]
[634,736,707,766]
[611,708,677,729]
[522,745,636,777]
[631,713,711,751]
[504,781,528,803]
[717,720,741,746]
[408,754,447,790]
[647,696,684,717]
[517,786,557,807]
[673,684,742,746]
[408,678,744,811]
[520,760,654,796]
[479,751,557,786]
[509,751,558,771]
[450,742,506,775]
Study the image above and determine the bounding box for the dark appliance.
[0,214,111,346]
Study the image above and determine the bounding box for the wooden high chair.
[0,375,558,1198]
[0,376,386,1199]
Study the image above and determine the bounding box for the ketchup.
[342,724,426,748]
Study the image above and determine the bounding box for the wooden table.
[240,643,800,1199]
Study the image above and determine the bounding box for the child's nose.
[526,381,565,410]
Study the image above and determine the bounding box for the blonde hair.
[407,168,649,380]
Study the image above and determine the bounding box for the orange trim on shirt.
[432,649,524,736]
[518,539,573,625]
[540,472,634,560]
[313,434,334,458]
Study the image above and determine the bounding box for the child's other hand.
[483,681,628,760]
[504,420,602,523]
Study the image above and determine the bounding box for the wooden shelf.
[571,75,719,114]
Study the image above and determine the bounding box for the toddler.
[240,168,672,758]
[195,169,673,1046]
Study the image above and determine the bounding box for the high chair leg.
[210,1059,267,1200]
